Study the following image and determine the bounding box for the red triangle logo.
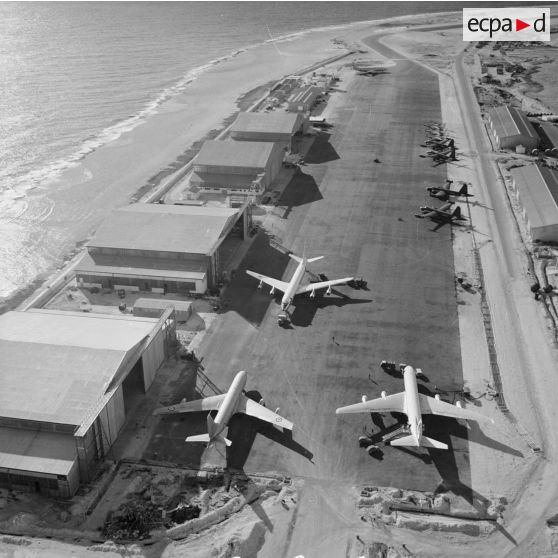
[516,18,530,32]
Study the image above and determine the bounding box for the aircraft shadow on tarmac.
[225,413,314,471]
[425,427,519,545]
[289,289,373,328]
[302,131,340,165]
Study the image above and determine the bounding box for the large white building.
[510,164,558,242]
[230,112,305,152]
[191,140,284,199]
[76,203,248,294]
[487,106,539,152]
[0,309,175,497]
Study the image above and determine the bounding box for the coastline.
[1,8,463,313]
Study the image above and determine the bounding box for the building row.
[0,108,321,497]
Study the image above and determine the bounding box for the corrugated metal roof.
[540,123,558,149]
[489,106,537,140]
[0,427,76,476]
[194,140,276,169]
[511,165,558,229]
[86,203,240,254]
[231,112,302,135]
[0,310,157,425]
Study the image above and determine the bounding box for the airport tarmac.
[150,41,479,495]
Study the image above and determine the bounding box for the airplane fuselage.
[403,366,423,445]
[211,370,247,440]
[281,258,306,310]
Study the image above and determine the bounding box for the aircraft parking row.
[153,120,491,456]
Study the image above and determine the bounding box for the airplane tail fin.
[185,414,230,446]
[459,183,468,196]
[207,414,232,447]
[452,206,462,219]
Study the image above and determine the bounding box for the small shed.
[133,298,192,322]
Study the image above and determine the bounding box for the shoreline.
[1,9,463,312]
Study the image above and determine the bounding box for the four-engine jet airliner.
[415,202,465,224]
[427,180,473,201]
[246,250,354,312]
[336,365,493,449]
[154,370,293,447]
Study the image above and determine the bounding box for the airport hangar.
[487,105,539,152]
[510,164,558,242]
[0,308,175,497]
[76,202,249,294]
[190,139,284,200]
[229,111,306,152]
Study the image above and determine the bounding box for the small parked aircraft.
[427,180,473,201]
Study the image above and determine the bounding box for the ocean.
[0,1,470,307]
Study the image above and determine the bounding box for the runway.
[150,38,474,494]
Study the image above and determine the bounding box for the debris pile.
[102,501,162,541]
[358,486,507,536]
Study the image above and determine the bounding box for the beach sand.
[0,29,351,310]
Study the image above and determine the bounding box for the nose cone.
[404,365,415,376]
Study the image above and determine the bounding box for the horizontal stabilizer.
[390,434,419,447]
[390,434,448,450]
[185,434,210,444]
[420,436,448,450]
[307,256,324,263]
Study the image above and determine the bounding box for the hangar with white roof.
[76,203,248,294]
[230,111,306,151]
[510,164,558,242]
[0,308,175,497]
[487,105,539,152]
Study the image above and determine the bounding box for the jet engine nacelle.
[258,281,263,289]
[456,401,463,408]
[435,394,441,401]
[310,290,315,299]
[326,286,332,295]
[361,395,368,403]
[381,391,387,399]
[270,287,275,295]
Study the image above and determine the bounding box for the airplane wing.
[433,202,453,214]
[336,392,405,414]
[153,394,225,415]
[238,395,294,430]
[246,270,290,293]
[418,394,493,423]
[296,277,354,295]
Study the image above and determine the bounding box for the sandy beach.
[7,5,558,558]
[0,28,352,311]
